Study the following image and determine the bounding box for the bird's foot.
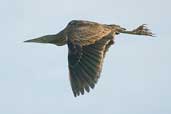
[132,24,155,37]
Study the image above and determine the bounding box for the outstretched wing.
[67,20,112,46]
[68,35,114,97]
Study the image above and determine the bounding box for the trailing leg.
[119,24,155,37]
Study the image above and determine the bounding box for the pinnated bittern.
[25,20,154,97]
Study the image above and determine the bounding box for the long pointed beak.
[24,35,57,43]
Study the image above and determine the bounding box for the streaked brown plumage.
[24,20,154,97]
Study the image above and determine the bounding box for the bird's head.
[68,20,77,25]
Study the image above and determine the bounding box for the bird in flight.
[25,20,154,97]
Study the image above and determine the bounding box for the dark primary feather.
[68,35,114,97]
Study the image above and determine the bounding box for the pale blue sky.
[0,0,171,114]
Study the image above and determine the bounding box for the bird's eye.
[69,21,74,25]
[69,22,72,25]
[68,20,76,25]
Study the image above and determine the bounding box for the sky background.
[0,0,171,114]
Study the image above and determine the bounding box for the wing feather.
[67,20,111,46]
[68,35,114,97]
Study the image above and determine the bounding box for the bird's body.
[25,20,154,97]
